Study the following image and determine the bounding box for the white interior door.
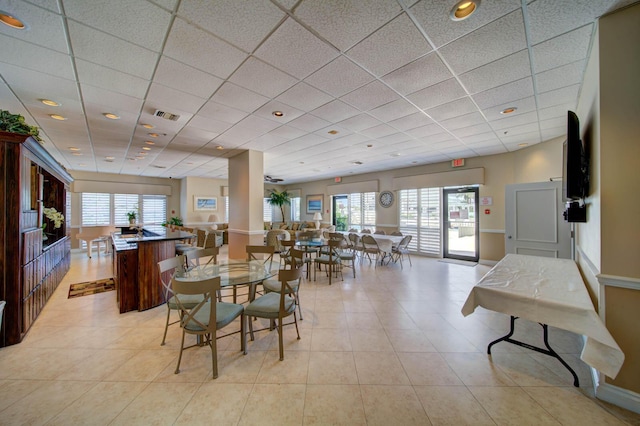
[505,181,571,259]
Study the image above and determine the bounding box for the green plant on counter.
[0,110,42,141]
[162,216,183,227]
[126,210,137,221]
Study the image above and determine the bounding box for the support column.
[228,150,264,259]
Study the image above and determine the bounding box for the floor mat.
[68,278,115,298]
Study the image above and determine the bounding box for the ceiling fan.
[264,175,283,183]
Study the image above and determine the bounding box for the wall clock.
[379,190,394,208]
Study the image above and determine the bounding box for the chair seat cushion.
[244,293,296,319]
[183,301,243,331]
[262,278,299,294]
[168,294,203,310]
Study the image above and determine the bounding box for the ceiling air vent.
[153,110,180,121]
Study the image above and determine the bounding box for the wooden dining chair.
[171,276,245,379]
[244,268,302,361]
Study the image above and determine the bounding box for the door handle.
[507,235,512,239]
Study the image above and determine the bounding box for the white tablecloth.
[461,254,624,378]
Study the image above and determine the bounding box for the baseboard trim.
[596,382,640,414]
[479,259,498,266]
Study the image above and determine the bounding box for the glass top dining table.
[174,259,279,290]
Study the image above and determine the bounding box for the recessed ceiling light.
[49,114,67,121]
[138,151,147,155]
[142,146,151,151]
[500,107,517,115]
[216,145,224,150]
[141,123,154,129]
[272,111,284,117]
[40,99,60,107]
[148,133,159,138]
[391,153,401,157]
[78,163,87,167]
[105,156,115,161]
[450,0,480,21]
[328,130,339,135]
[103,113,120,120]
[153,165,167,169]
[0,11,26,29]
[352,161,363,165]
[144,140,155,145]
[69,147,80,151]
[71,152,82,156]
[518,143,529,147]
[135,156,145,160]
[366,144,373,148]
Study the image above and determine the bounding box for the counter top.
[112,228,194,250]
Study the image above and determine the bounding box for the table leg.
[487,316,579,387]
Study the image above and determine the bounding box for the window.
[263,198,272,222]
[224,196,229,222]
[80,193,167,226]
[290,196,300,221]
[399,188,441,256]
[142,195,167,225]
[337,192,376,231]
[114,194,138,224]
[81,193,110,226]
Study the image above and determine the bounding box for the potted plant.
[0,110,42,140]
[161,216,183,227]
[126,210,137,225]
[266,189,290,222]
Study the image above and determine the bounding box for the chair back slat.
[158,255,186,301]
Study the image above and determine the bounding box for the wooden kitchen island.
[111,228,194,313]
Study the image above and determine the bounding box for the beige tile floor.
[1,247,638,425]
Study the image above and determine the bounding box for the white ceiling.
[0,0,634,184]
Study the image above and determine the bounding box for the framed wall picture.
[194,196,217,211]
[306,194,323,214]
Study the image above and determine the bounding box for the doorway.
[443,187,479,262]
[333,195,348,231]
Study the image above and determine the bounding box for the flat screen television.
[562,111,588,201]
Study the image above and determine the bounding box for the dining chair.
[263,248,305,319]
[314,239,343,284]
[348,233,363,262]
[237,245,276,303]
[391,231,403,236]
[244,268,302,361]
[157,255,199,346]
[373,229,386,235]
[361,234,384,267]
[331,234,356,278]
[175,228,205,255]
[171,276,245,379]
[391,235,413,268]
[360,229,372,234]
[185,246,219,270]
[281,241,310,278]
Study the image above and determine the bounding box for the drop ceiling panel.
[229,57,298,98]
[163,18,248,79]
[63,0,171,51]
[304,56,374,97]
[346,13,432,77]
[67,22,158,80]
[176,0,285,52]
[198,101,248,124]
[532,25,593,73]
[254,18,339,79]
[381,52,453,96]
[407,78,466,110]
[337,114,383,132]
[369,99,421,122]
[537,85,580,109]
[459,50,532,94]
[276,82,334,112]
[387,112,433,132]
[288,114,332,132]
[439,9,527,74]
[484,97,538,122]
[0,64,80,104]
[294,0,402,52]
[472,77,534,110]
[535,60,586,93]
[312,100,361,123]
[0,34,74,80]
[188,115,232,134]
[211,83,269,113]
[425,97,478,122]
[75,60,149,99]
[409,0,521,49]
[0,2,68,52]
[80,84,144,114]
[153,56,223,99]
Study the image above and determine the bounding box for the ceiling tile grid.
[0,0,625,183]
